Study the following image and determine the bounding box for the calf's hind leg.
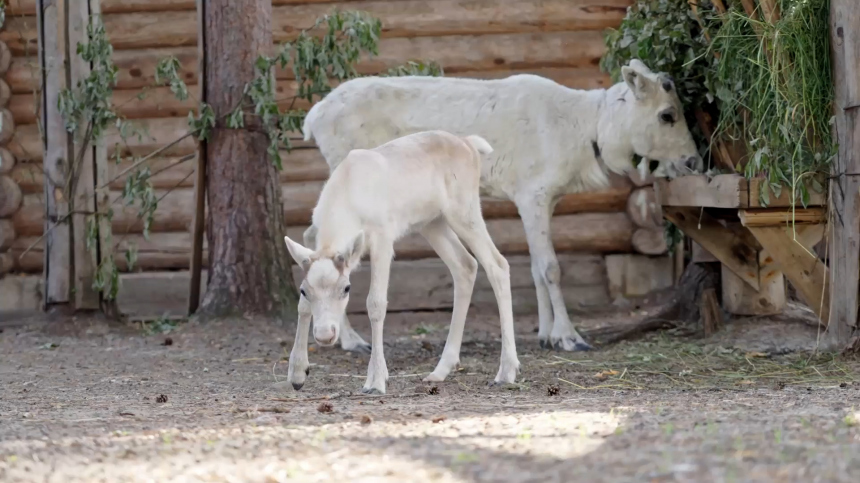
[419,218,478,382]
[445,203,520,385]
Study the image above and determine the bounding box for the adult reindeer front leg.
[363,239,393,394]
[516,196,593,352]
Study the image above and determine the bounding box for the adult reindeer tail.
[301,102,323,142]
[464,135,493,155]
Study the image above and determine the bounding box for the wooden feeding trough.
[657,174,829,324]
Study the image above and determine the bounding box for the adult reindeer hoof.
[539,338,551,350]
[552,337,594,352]
[361,387,384,395]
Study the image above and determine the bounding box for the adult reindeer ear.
[621,59,653,100]
[284,236,313,271]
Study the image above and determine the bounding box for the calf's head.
[284,231,365,346]
[620,59,703,177]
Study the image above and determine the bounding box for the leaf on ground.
[594,369,620,380]
[744,351,768,358]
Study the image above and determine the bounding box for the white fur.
[302,59,702,352]
[286,130,520,394]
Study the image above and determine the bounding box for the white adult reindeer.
[301,59,703,353]
[284,130,519,394]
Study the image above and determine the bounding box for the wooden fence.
[0,0,677,317]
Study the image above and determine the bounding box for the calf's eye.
[300,289,307,298]
[344,285,351,294]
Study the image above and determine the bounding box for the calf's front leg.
[362,244,393,394]
[288,294,313,390]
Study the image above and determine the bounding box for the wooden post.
[828,0,860,347]
[187,0,208,315]
[37,0,72,309]
[69,0,99,309]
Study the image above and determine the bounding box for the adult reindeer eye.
[344,285,351,295]
[659,111,675,125]
[300,289,307,299]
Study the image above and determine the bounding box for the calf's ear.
[621,59,654,100]
[284,236,314,271]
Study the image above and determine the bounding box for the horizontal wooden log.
[7,1,462,16]
[117,31,605,90]
[12,171,633,241]
[738,208,827,227]
[10,28,608,94]
[12,67,611,125]
[105,254,610,318]
[84,0,628,52]
[0,147,14,175]
[0,219,15,251]
[0,175,23,217]
[11,213,633,271]
[9,117,200,163]
[12,180,324,236]
[11,151,329,192]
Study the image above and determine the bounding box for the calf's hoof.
[361,387,384,395]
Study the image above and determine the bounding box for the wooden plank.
[187,0,207,315]
[748,226,830,325]
[747,178,827,208]
[657,174,749,208]
[738,208,827,227]
[828,0,860,342]
[83,0,628,52]
[721,250,785,316]
[663,206,760,290]
[69,0,100,309]
[37,0,72,306]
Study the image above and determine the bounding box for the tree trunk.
[198,0,298,318]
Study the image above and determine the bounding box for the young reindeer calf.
[284,130,520,394]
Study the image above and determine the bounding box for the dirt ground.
[1,304,859,483]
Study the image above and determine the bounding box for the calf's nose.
[684,155,703,172]
[314,326,337,346]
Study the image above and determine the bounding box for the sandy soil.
[1,307,858,482]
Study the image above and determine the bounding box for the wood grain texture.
[663,206,760,291]
[827,0,860,343]
[657,174,749,208]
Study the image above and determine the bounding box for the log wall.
[0,0,676,316]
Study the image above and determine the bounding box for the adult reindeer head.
[620,59,703,177]
[284,231,365,346]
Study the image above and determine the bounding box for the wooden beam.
[69,0,99,309]
[827,0,860,344]
[187,0,207,316]
[747,226,830,325]
[663,206,760,290]
[657,174,749,208]
[36,0,72,307]
[738,208,827,227]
